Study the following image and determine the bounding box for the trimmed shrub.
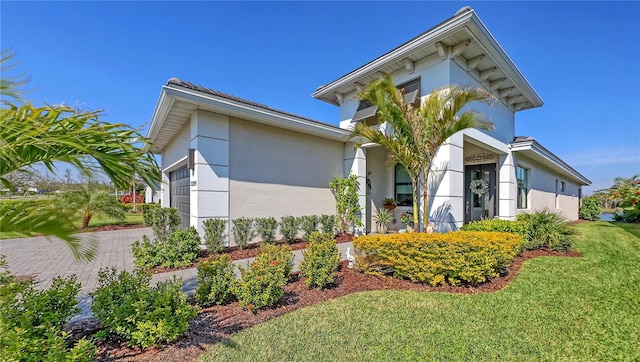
[140,203,160,226]
[161,227,201,268]
[195,255,236,306]
[256,217,278,244]
[614,207,640,223]
[151,207,181,243]
[132,227,201,269]
[232,217,254,250]
[233,244,294,312]
[203,218,227,254]
[461,219,533,250]
[0,255,95,361]
[517,210,577,251]
[319,214,337,235]
[299,215,319,241]
[579,196,602,221]
[279,216,299,244]
[353,231,522,286]
[90,268,198,348]
[300,232,340,289]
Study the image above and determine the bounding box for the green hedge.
[354,231,522,286]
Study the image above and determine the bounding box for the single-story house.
[146,7,590,242]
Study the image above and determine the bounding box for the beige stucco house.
[146,7,590,241]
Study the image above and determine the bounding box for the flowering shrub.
[300,232,340,289]
[353,231,522,286]
[253,243,294,281]
[90,268,197,348]
[195,255,236,306]
[119,193,144,204]
[612,178,640,222]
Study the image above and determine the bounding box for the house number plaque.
[464,153,495,164]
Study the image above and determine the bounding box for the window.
[395,164,413,206]
[561,181,566,192]
[352,77,421,125]
[516,166,528,209]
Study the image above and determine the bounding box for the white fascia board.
[312,12,475,103]
[146,87,175,145]
[165,86,349,142]
[510,140,591,185]
[466,15,543,108]
[463,128,510,154]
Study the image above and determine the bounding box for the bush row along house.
[146,7,590,242]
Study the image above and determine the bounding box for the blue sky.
[2,1,638,194]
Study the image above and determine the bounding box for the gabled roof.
[312,7,543,112]
[510,136,591,186]
[146,78,349,153]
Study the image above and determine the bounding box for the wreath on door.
[470,179,490,196]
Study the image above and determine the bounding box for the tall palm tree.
[349,74,423,230]
[349,74,495,231]
[416,85,495,227]
[0,50,159,261]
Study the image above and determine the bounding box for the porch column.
[428,132,465,231]
[498,152,517,220]
[190,110,230,242]
[344,143,367,235]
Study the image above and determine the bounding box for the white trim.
[510,139,591,185]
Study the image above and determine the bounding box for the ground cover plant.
[196,221,639,361]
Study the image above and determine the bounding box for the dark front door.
[169,166,190,229]
[464,163,497,223]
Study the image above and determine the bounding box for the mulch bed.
[67,247,580,362]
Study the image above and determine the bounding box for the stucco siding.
[162,123,191,169]
[228,118,343,223]
[450,61,515,144]
[514,154,581,220]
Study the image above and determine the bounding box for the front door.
[464,163,497,223]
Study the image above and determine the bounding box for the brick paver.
[0,229,353,321]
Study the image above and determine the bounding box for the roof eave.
[510,140,591,186]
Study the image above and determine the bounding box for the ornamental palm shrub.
[517,210,577,251]
[279,216,299,243]
[232,217,254,250]
[299,215,319,241]
[579,196,602,221]
[300,232,341,289]
[55,188,125,229]
[319,214,337,235]
[195,255,236,306]
[203,218,227,254]
[0,255,96,361]
[90,267,197,348]
[256,217,278,244]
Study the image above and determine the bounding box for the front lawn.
[200,221,639,361]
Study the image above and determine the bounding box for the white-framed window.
[516,165,528,209]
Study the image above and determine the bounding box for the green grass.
[200,221,640,361]
[0,213,145,240]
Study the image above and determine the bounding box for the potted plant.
[382,198,398,210]
[373,208,393,234]
[399,211,414,232]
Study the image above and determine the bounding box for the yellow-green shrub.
[353,231,522,286]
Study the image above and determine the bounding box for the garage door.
[169,166,190,229]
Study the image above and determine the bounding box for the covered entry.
[464,163,497,223]
[169,166,190,228]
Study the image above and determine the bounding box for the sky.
[1,1,639,195]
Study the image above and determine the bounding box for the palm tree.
[349,74,423,230]
[0,50,159,261]
[56,188,125,229]
[349,74,495,231]
[416,85,495,227]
